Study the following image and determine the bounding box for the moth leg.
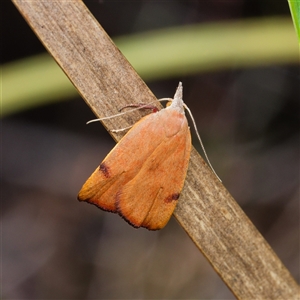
[111,103,159,133]
[110,125,133,133]
[119,103,159,113]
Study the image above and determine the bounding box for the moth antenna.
[86,103,160,124]
[183,103,222,182]
[158,95,221,182]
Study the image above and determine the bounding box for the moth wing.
[117,111,191,230]
[78,111,171,212]
[77,162,126,212]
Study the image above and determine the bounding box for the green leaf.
[288,0,300,43]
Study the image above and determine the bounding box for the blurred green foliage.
[2,17,298,117]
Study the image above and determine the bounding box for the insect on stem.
[86,84,221,182]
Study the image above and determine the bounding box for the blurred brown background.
[2,1,299,299]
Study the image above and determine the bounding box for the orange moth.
[78,82,191,230]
